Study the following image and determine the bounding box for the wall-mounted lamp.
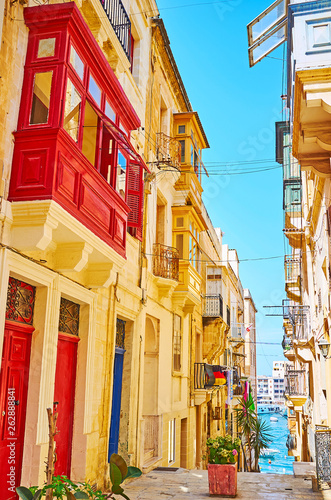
[318,338,330,359]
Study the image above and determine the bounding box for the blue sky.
[156,0,286,375]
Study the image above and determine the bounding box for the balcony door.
[206,268,222,295]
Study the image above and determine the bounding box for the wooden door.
[54,333,79,477]
[0,323,33,500]
[108,347,125,460]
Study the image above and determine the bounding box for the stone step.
[144,448,154,463]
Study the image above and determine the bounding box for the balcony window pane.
[63,79,81,142]
[89,75,101,106]
[30,71,53,125]
[178,125,185,134]
[116,151,127,198]
[100,125,114,184]
[70,46,84,80]
[176,234,183,259]
[105,100,116,122]
[82,101,98,166]
[179,140,185,163]
[37,38,56,58]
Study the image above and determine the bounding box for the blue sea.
[258,413,295,475]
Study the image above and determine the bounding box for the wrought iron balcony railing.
[155,133,181,171]
[284,369,307,397]
[282,300,310,341]
[100,0,131,60]
[152,243,179,281]
[202,294,223,318]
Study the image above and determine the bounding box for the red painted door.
[54,333,79,477]
[0,323,33,500]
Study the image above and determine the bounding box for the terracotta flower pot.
[207,463,237,497]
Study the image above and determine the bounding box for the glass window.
[176,217,184,228]
[63,79,81,142]
[178,125,185,134]
[89,75,101,106]
[100,125,114,184]
[191,145,193,165]
[30,71,53,125]
[82,101,98,165]
[37,38,56,58]
[179,140,185,163]
[105,100,116,122]
[116,151,127,198]
[70,45,84,80]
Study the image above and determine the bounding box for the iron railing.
[100,0,131,60]
[315,426,331,490]
[202,294,223,318]
[284,369,307,397]
[284,256,301,283]
[152,243,179,281]
[156,133,181,170]
[282,300,310,341]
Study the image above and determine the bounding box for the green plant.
[235,393,273,472]
[16,454,142,500]
[250,417,273,471]
[206,435,241,465]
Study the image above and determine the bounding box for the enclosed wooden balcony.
[285,256,301,302]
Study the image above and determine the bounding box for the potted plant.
[206,435,241,497]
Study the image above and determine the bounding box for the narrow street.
[124,469,331,500]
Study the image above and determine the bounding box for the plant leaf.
[110,454,128,482]
[110,462,123,486]
[125,466,142,480]
[112,485,124,495]
[74,492,89,499]
[16,487,33,500]
[32,490,42,500]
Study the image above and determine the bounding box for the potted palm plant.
[206,435,241,497]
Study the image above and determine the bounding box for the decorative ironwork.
[59,298,80,336]
[202,295,223,318]
[284,368,306,397]
[100,0,131,61]
[315,427,331,490]
[116,318,126,349]
[265,300,310,341]
[6,277,36,325]
[153,243,179,281]
[155,133,181,171]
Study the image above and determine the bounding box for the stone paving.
[123,469,331,499]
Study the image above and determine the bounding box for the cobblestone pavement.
[123,469,331,499]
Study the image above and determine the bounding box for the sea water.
[258,412,295,475]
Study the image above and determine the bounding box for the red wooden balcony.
[8,3,146,259]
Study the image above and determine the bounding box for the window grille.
[116,318,126,349]
[6,277,36,325]
[59,298,80,336]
